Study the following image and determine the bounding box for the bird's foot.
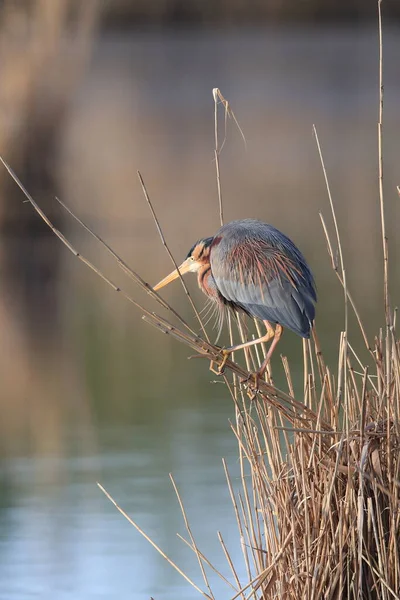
[217,348,232,375]
[239,368,266,399]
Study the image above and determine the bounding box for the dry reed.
[1,3,399,598]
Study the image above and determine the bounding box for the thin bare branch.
[137,171,210,341]
[177,534,237,592]
[0,156,171,327]
[313,125,348,339]
[377,0,390,325]
[97,483,213,599]
[213,89,224,227]
[54,195,195,335]
[170,474,215,599]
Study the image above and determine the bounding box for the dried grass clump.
[222,324,400,600]
[1,4,399,599]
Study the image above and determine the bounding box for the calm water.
[0,415,243,600]
[1,25,400,599]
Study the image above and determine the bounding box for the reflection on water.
[0,25,400,599]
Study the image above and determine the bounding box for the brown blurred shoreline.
[101,0,400,28]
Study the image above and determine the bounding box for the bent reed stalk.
[1,6,399,598]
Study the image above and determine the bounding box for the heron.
[154,219,316,380]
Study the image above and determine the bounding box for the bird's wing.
[210,236,316,337]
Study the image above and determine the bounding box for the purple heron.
[154,219,316,379]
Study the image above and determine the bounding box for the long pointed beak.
[153,258,192,291]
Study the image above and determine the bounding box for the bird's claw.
[209,350,230,376]
[209,361,222,375]
[239,371,262,399]
[217,348,231,375]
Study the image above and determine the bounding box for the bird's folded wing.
[210,240,315,337]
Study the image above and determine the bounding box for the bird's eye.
[190,256,195,261]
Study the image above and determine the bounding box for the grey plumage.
[209,219,316,338]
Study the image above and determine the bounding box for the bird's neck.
[197,262,219,300]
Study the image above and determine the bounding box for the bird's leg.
[251,324,283,390]
[218,320,275,374]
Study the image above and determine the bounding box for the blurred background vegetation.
[103,0,400,25]
[0,1,399,598]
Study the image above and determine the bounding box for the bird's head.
[154,237,213,291]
